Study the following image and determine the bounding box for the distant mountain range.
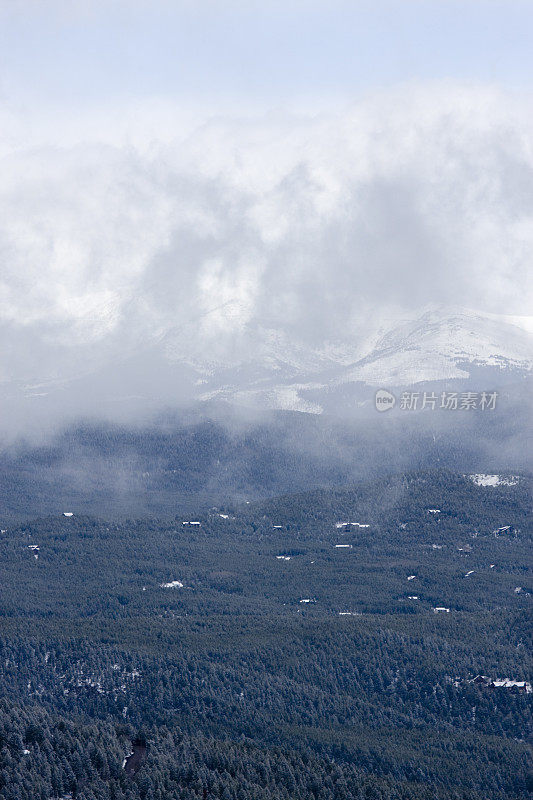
[3,306,532,425]
[185,307,533,414]
[2,305,531,519]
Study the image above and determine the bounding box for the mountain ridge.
[2,306,531,422]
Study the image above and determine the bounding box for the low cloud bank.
[1,84,532,434]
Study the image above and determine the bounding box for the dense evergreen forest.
[0,470,531,799]
[1,406,528,520]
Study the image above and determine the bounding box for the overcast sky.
[1,1,533,106]
[0,1,532,430]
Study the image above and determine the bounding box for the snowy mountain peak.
[197,307,533,412]
[5,306,532,423]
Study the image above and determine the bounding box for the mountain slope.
[2,306,531,422]
[195,307,533,412]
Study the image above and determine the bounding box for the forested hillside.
[1,409,528,520]
[0,471,531,799]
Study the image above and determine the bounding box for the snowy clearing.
[469,474,519,487]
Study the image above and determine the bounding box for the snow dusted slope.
[337,308,533,387]
[6,306,532,420]
[197,307,533,411]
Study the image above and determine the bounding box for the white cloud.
[1,83,532,395]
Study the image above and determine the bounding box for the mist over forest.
[1,3,532,800]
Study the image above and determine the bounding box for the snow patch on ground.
[469,474,519,487]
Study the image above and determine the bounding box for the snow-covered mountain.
[334,307,533,384]
[193,307,533,413]
[5,306,532,423]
